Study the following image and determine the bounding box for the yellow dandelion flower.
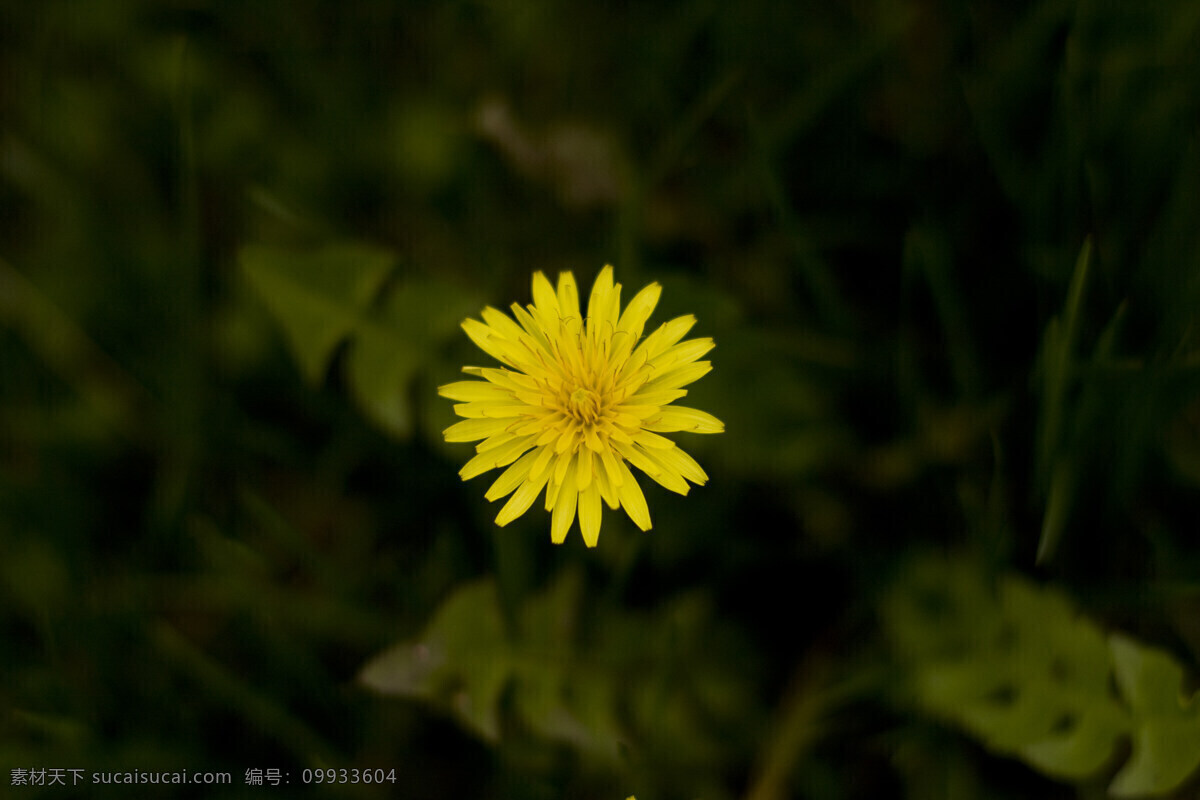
[439,265,724,547]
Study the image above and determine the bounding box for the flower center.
[567,386,603,425]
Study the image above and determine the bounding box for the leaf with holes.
[885,554,1200,797]
[358,570,756,767]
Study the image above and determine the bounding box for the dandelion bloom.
[439,266,723,547]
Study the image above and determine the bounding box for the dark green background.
[3,1,1200,798]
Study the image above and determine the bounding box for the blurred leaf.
[239,243,395,384]
[360,570,756,771]
[359,571,618,756]
[1034,238,1091,564]
[886,554,1200,796]
[345,319,423,438]
[1036,237,1091,478]
[240,243,477,438]
[1108,635,1200,797]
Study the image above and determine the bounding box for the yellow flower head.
[439,266,723,547]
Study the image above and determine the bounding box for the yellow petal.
[599,447,625,488]
[603,282,622,332]
[627,387,687,407]
[532,271,560,317]
[578,483,602,547]
[631,314,696,364]
[452,402,542,419]
[612,439,660,476]
[587,265,613,308]
[617,369,653,399]
[640,361,712,392]
[480,306,526,343]
[612,404,660,419]
[458,435,536,480]
[651,337,715,370]
[557,313,583,346]
[605,424,634,444]
[557,271,581,321]
[509,417,549,437]
[616,282,661,341]
[529,444,555,483]
[462,318,514,366]
[484,449,539,502]
[644,467,690,495]
[495,466,552,527]
[510,388,551,407]
[615,346,648,386]
[586,265,616,333]
[444,417,511,442]
[593,462,620,509]
[476,432,516,453]
[438,381,513,402]
[464,366,522,390]
[509,302,554,354]
[529,304,560,344]
[553,448,574,487]
[551,459,579,544]
[632,430,675,449]
[636,446,691,495]
[652,445,708,485]
[555,426,579,454]
[615,458,652,531]
[607,327,638,369]
[576,447,593,490]
[641,406,725,434]
[613,413,644,430]
[502,369,541,391]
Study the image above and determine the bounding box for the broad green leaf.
[359,571,753,766]
[241,242,479,438]
[1108,635,1200,797]
[358,579,507,739]
[344,279,482,437]
[1110,634,1192,716]
[1022,706,1131,780]
[358,572,619,754]
[886,554,1200,795]
[239,243,395,383]
[346,320,422,438]
[379,278,484,348]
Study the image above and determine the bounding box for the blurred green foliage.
[885,553,1200,796]
[239,243,478,437]
[359,568,758,794]
[3,1,1200,799]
